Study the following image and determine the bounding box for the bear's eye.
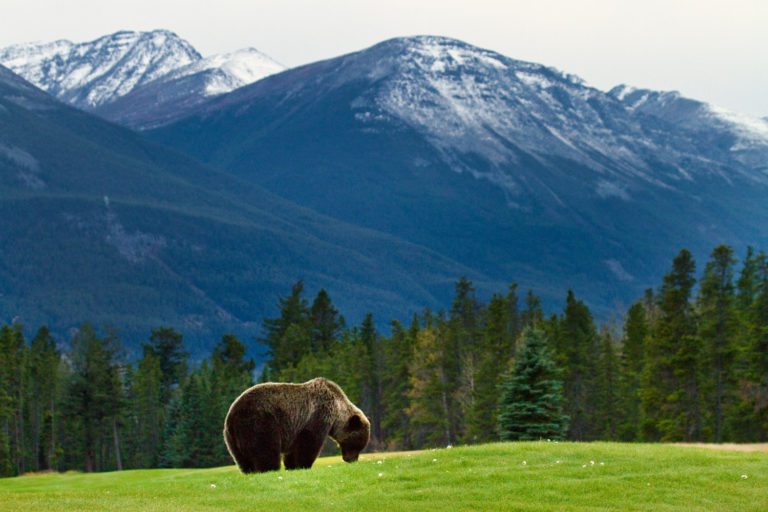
[347,414,362,430]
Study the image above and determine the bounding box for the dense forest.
[1,244,766,476]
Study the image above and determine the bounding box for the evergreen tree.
[521,290,544,329]
[743,251,768,440]
[497,329,568,441]
[554,290,600,440]
[407,322,452,447]
[126,352,163,468]
[380,319,416,449]
[357,314,382,444]
[641,249,701,441]
[0,382,12,477]
[595,326,621,439]
[310,289,345,354]
[697,244,738,441]
[27,326,60,471]
[62,324,123,472]
[164,362,222,467]
[143,327,188,406]
[618,301,648,440]
[260,280,312,378]
[0,323,27,475]
[466,291,519,443]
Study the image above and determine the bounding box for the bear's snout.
[342,452,359,462]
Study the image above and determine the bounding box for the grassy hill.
[1,442,765,511]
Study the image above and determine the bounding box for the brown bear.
[223,377,370,473]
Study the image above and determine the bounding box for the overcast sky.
[2,0,767,117]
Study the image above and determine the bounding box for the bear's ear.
[347,414,363,431]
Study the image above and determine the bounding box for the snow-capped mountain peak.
[161,47,285,96]
[0,30,286,126]
[0,29,201,109]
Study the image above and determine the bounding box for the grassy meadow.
[0,442,765,511]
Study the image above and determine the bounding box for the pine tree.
[380,319,416,449]
[143,327,188,407]
[27,326,60,471]
[595,326,621,439]
[447,278,481,441]
[554,290,600,440]
[466,290,519,443]
[617,301,648,440]
[260,280,312,378]
[641,249,701,441]
[697,244,738,441]
[0,383,12,477]
[407,320,453,447]
[743,251,768,440]
[126,352,163,468]
[63,324,123,472]
[310,289,345,354]
[0,323,27,475]
[164,362,222,467]
[521,290,544,329]
[497,329,568,441]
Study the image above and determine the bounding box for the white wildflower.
[590,461,595,466]
[278,476,283,480]
[741,474,748,479]
[522,461,527,465]
[447,444,453,449]
[378,473,384,477]
[377,460,383,465]
[210,484,216,489]
[433,458,438,462]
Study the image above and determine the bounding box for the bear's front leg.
[283,429,327,470]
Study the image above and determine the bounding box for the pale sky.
[2,0,767,117]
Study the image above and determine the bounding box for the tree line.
[1,243,766,476]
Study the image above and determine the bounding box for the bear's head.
[334,413,370,462]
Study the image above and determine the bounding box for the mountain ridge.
[147,35,768,315]
[0,30,285,127]
[0,62,481,353]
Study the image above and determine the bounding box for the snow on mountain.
[0,30,201,109]
[303,36,766,205]
[147,35,768,315]
[609,84,768,172]
[162,48,285,96]
[91,47,285,129]
[0,31,286,128]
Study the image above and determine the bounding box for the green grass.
[1,442,765,511]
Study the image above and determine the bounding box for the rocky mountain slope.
[148,36,768,314]
[0,63,475,353]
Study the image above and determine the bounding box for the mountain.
[608,85,768,172]
[0,63,478,354]
[94,48,285,129]
[148,36,768,314]
[0,30,284,128]
[0,30,200,109]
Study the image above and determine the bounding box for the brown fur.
[223,377,370,473]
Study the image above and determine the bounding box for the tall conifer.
[497,329,568,441]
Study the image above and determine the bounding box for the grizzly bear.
[223,377,370,473]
